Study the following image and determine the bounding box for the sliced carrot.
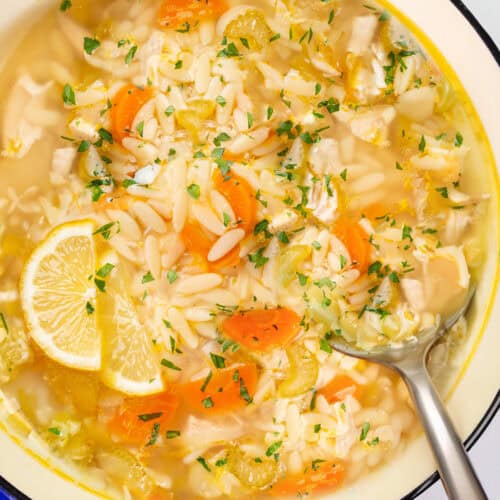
[94,188,130,211]
[213,169,257,234]
[333,218,371,274]
[108,391,179,445]
[221,308,300,352]
[180,364,257,414]
[318,374,361,403]
[158,0,228,29]
[181,219,213,257]
[181,219,240,271]
[270,461,345,496]
[222,150,246,162]
[111,84,154,143]
[361,203,390,221]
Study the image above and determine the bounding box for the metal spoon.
[330,286,487,500]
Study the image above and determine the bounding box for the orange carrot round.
[333,218,371,274]
[158,0,228,29]
[180,364,257,414]
[108,391,179,445]
[270,461,345,496]
[181,219,241,271]
[221,308,301,352]
[111,84,154,143]
[213,169,257,234]
[94,188,130,211]
[318,374,361,403]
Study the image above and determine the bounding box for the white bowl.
[0,1,498,498]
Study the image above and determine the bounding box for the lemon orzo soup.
[0,0,493,498]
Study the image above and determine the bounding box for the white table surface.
[420,2,499,499]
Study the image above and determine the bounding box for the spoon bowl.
[329,286,486,500]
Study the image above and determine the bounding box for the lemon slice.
[98,252,164,395]
[20,220,100,370]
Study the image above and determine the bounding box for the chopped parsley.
[125,45,138,65]
[142,271,155,284]
[360,422,370,441]
[265,441,282,457]
[62,84,76,106]
[248,248,269,268]
[138,412,163,422]
[196,456,211,472]
[166,430,181,439]
[210,353,226,369]
[161,358,182,371]
[187,183,201,199]
[83,37,100,55]
[146,422,160,446]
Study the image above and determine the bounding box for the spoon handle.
[400,366,487,500]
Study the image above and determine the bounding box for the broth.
[0,0,494,498]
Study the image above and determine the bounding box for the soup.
[0,0,492,498]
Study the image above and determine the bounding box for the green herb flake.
[297,272,308,286]
[455,132,464,147]
[94,278,106,293]
[201,370,213,391]
[59,0,72,11]
[436,187,448,198]
[161,358,182,371]
[62,84,76,106]
[213,132,231,146]
[98,128,113,144]
[83,37,100,55]
[165,105,175,117]
[167,270,178,284]
[402,224,413,242]
[239,377,253,404]
[319,337,333,354]
[418,135,426,152]
[314,423,321,433]
[85,301,95,315]
[196,456,212,472]
[96,263,114,278]
[217,42,241,58]
[136,121,145,137]
[125,45,138,65]
[311,241,321,251]
[142,271,155,284]
[166,430,181,439]
[248,248,269,268]
[360,422,370,441]
[265,441,282,457]
[138,412,163,422]
[216,95,226,107]
[277,231,289,244]
[48,427,61,436]
[210,353,226,369]
[146,422,160,446]
[202,396,214,408]
[93,221,119,240]
[240,37,249,49]
[0,313,9,333]
[187,183,201,199]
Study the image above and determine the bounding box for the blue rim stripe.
[0,1,499,499]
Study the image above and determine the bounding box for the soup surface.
[0,0,492,498]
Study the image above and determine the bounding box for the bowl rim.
[0,1,499,499]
